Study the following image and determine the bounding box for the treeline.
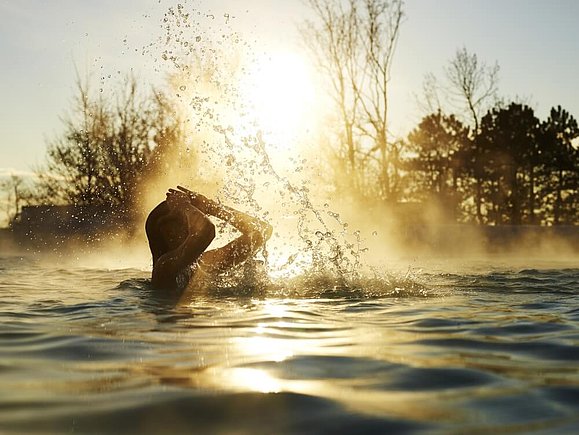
[37,77,187,214]
[3,0,577,230]
[304,0,578,225]
[1,76,191,231]
[404,104,578,225]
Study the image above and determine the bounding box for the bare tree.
[302,0,362,191]
[357,0,404,199]
[38,76,106,206]
[415,48,499,222]
[35,74,185,222]
[445,47,499,133]
[417,72,443,115]
[302,0,404,200]
[0,174,30,226]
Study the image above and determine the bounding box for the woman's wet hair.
[146,201,186,263]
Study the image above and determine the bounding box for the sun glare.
[244,52,318,146]
[227,368,282,393]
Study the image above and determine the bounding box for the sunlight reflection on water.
[0,257,578,433]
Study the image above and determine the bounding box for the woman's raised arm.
[174,186,272,274]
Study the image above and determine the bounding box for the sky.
[1,0,579,175]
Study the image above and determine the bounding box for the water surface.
[1,256,578,433]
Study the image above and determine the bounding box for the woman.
[145,186,272,293]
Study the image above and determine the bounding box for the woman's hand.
[166,189,193,212]
[176,186,210,208]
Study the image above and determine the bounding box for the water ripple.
[0,258,578,433]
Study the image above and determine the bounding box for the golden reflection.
[262,300,288,318]
[237,335,294,362]
[227,368,282,393]
[237,299,295,362]
[120,299,460,424]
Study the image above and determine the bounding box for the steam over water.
[2,3,578,433]
[1,256,578,433]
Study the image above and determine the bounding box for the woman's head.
[145,201,188,263]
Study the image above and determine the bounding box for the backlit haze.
[2,0,579,174]
[1,0,579,270]
[1,4,578,432]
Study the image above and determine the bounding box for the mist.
[3,1,577,277]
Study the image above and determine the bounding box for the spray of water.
[129,1,427,298]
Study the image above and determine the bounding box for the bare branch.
[301,0,405,200]
[445,47,500,132]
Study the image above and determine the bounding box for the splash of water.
[136,1,425,297]
[215,128,365,283]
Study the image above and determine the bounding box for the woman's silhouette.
[145,186,272,294]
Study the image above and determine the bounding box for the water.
[0,255,578,434]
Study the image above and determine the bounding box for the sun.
[243,51,318,145]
